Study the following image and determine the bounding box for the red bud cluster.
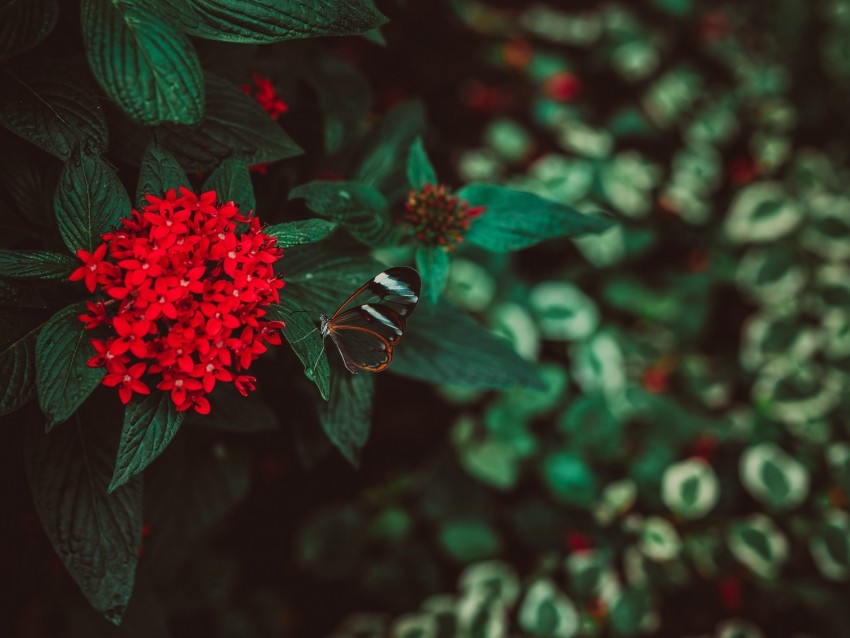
[404,183,485,249]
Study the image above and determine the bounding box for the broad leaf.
[158,72,303,171]
[265,219,337,248]
[24,409,142,625]
[392,300,543,390]
[415,244,449,305]
[407,136,437,190]
[136,138,189,206]
[726,514,789,578]
[357,100,427,200]
[0,322,39,416]
[725,182,801,243]
[282,245,385,311]
[0,249,77,280]
[458,184,617,252]
[289,180,395,247]
[0,280,50,416]
[518,579,580,638]
[305,56,371,153]
[108,392,186,493]
[202,156,255,211]
[0,62,107,159]
[609,587,654,636]
[81,0,204,125]
[661,458,720,520]
[0,0,59,62]
[266,296,330,399]
[55,147,132,254]
[362,26,386,45]
[319,358,374,467]
[157,0,388,43]
[739,443,810,511]
[36,302,105,428]
[810,511,850,581]
[62,576,169,638]
[542,451,599,507]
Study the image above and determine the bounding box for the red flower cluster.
[241,71,288,120]
[69,188,284,414]
[404,183,485,249]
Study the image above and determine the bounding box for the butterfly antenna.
[310,340,327,377]
[289,326,318,344]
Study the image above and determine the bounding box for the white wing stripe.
[361,304,403,334]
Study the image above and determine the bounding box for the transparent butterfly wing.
[331,267,421,321]
[329,326,393,372]
[326,267,421,373]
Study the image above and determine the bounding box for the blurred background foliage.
[6,0,850,636]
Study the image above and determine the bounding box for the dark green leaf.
[415,244,449,305]
[0,62,107,159]
[319,358,374,467]
[0,249,77,280]
[0,325,38,416]
[108,392,186,493]
[610,587,652,636]
[282,245,385,311]
[458,184,617,252]
[392,301,543,389]
[362,26,386,45]
[159,73,303,171]
[0,286,50,416]
[407,136,437,190]
[289,180,395,247]
[62,576,169,638]
[36,302,105,429]
[266,296,330,399]
[542,452,598,507]
[157,0,388,43]
[305,56,371,153]
[55,147,132,254]
[265,219,337,248]
[25,409,142,625]
[202,156,255,212]
[188,383,279,432]
[81,0,204,125]
[357,101,427,200]
[439,519,502,563]
[136,137,189,206]
[0,0,59,62]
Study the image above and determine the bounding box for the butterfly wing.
[328,326,394,373]
[330,267,421,323]
[326,267,421,373]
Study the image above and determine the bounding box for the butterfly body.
[321,267,421,374]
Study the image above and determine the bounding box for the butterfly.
[319,267,421,374]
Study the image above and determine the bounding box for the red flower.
[102,362,150,405]
[242,72,288,120]
[69,244,113,293]
[71,188,285,414]
[405,183,486,249]
[78,301,109,330]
